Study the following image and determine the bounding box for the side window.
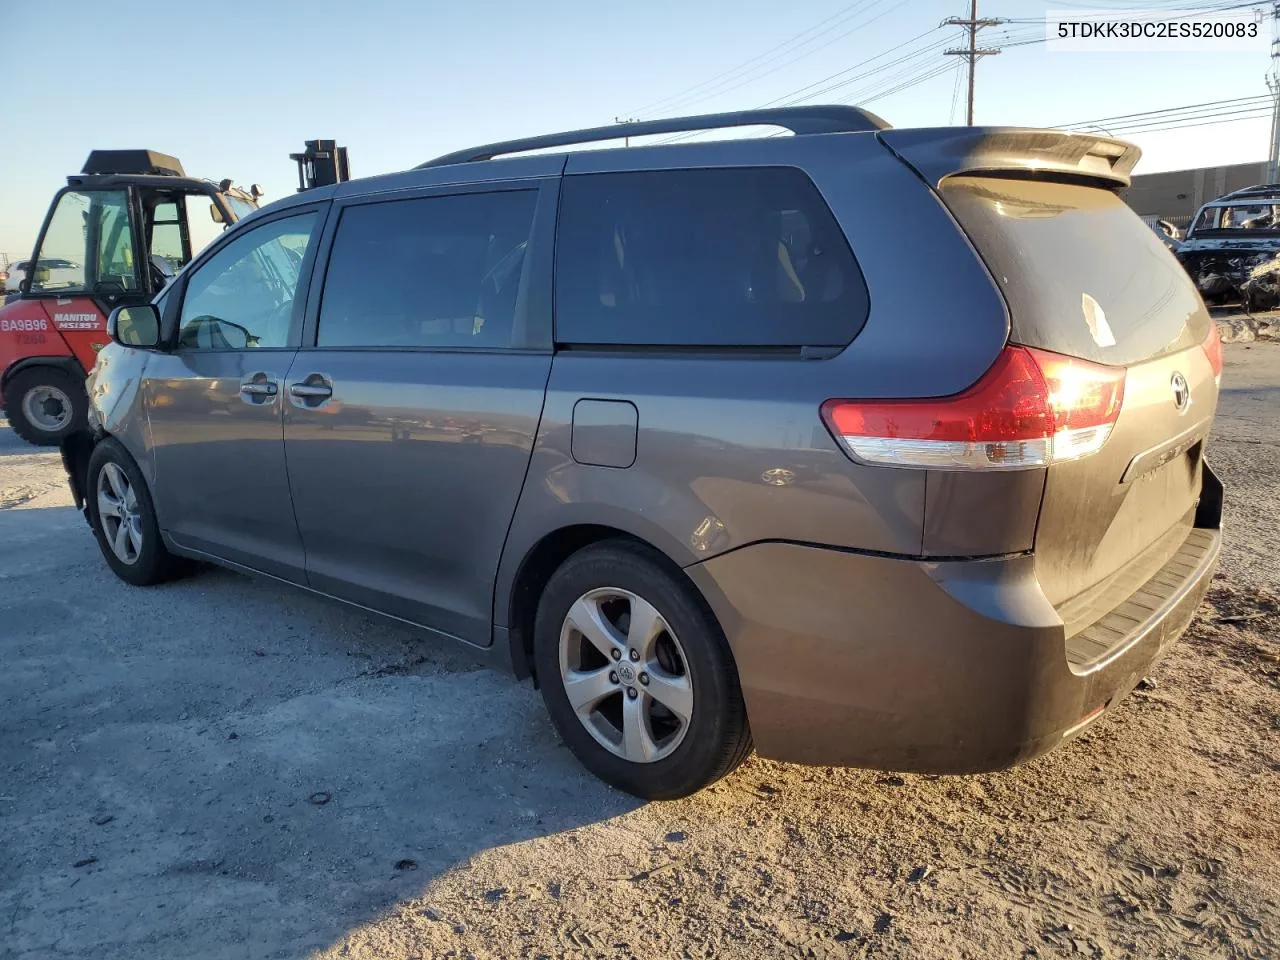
[554,168,868,347]
[149,201,186,274]
[317,190,537,349]
[186,194,227,258]
[177,212,317,350]
[30,189,137,295]
[1191,208,1220,234]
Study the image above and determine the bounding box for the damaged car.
[1177,185,1280,311]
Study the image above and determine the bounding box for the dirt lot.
[1,344,1277,960]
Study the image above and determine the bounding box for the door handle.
[289,382,332,399]
[288,375,334,408]
[240,381,278,397]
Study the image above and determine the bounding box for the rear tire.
[533,540,752,800]
[86,438,187,586]
[4,366,87,446]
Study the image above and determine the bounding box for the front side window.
[186,194,227,258]
[554,168,868,347]
[30,189,137,295]
[177,212,317,350]
[317,190,537,349]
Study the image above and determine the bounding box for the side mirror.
[210,203,225,224]
[250,184,264,199]
[107,304,162,349]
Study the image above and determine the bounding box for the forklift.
[0,141,349,445]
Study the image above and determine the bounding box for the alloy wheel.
[558,587,694,763]
[97,462,143,565]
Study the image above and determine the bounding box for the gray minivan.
[62,107,1223,799]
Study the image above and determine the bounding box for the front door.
[283,182,556,645]
[144,208,325,581]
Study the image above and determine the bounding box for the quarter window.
[177,213,317,350]
[554,168,868,347]
[317,190,538,349]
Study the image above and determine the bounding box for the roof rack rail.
[418,105,890,169]
[1219,182,1280,200]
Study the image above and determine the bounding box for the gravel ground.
[0,344,1277,960]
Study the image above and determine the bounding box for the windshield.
[222,195,258,222]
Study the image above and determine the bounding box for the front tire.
[86,438,186,586]
[4,366,87,446]
[533,540,752,799]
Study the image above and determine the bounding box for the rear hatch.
[883,128,1220,624]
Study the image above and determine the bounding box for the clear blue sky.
[0,0,1271,257]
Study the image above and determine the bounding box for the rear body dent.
[688,474,1221,772]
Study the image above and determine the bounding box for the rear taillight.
[821,346,1126,471]
[1202,321,1223,386]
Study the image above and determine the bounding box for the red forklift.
[0,150,263,445]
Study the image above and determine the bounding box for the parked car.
[3,261,27,293]
[3,257,81,293]
[1177,184,1280,310]
[61,107,1223,799]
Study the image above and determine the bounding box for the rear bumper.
[686,486,1221,774]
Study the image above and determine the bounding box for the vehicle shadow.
[0,415,63,457]
[0,503,641,960]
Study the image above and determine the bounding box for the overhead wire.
[1057,94,1273,130]
[650,26,955,145]
[628,0,911,120]
[948,60,964,124]
[624,0,885,118]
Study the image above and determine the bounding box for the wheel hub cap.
[21,385,72,432]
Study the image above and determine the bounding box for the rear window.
[940,176,1208,366]
[555,168,868,348]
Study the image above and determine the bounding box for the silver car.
[62,108,1223,798]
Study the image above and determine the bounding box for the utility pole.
[1268,2,1280,182]
[616,116,638,147]
[943,0,1002,126]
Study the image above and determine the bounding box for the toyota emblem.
[1170,371,1191,413]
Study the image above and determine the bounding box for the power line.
[1109,109,1272,137]
[623,0,881,118]
[1106,103,1275,134]
[626,0,904,119]
[652,25,950,145]
[645,0,914,116]
[767,33,954,106]
[948,60,965,124]
[1057,94,1272,129]
[756,25,944,107]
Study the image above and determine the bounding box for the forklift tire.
[3,366,88,446]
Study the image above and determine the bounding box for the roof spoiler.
[877,127,1140,189]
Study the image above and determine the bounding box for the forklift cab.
[20,150,260,313]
